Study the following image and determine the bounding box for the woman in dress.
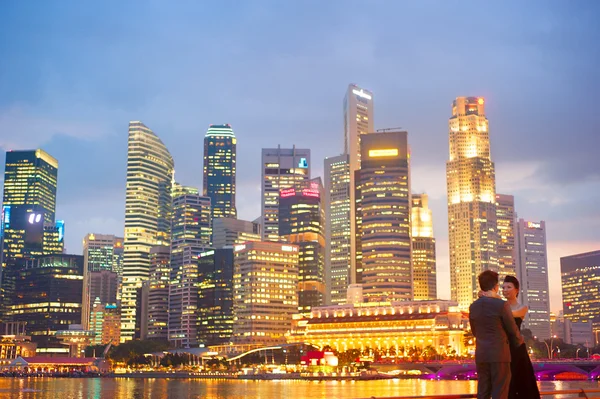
[501,275,541,399]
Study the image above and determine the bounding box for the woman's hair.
[503,275,520,297]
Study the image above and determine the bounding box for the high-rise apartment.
[279,178,326,312]
[232,242,299,345]
[203,124,237,219]
[212,218,261,249]
[515,219,551,339]
[121,121,174,342]
[496,194,516,277]
[324,154,351,305]
[343,84,374,285]
[411,194,437,300]
[168,192,211,348]
[261,146,310,241]
[446,97,498,310]
[561,250,600,345]
[356,131,412,302]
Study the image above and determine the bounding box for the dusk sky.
[1,1,598,313]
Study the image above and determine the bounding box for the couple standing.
[469,270,541,399]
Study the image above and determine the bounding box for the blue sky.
[1,1,599,312]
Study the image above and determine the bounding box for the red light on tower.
[478,98,484,105]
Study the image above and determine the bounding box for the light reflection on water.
[0,378,597,398]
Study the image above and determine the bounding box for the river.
[0,378,598,398]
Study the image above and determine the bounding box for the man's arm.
[469,313,477,336]
[501,301,524,348]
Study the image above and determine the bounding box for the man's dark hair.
[478,270,499,291]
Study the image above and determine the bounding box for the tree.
[108,340,170,364]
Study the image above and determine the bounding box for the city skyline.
[1,2,599,315]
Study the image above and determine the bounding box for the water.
[0,378,597,398]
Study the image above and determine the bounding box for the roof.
[21,357,98,365]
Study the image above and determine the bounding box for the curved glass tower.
[121,121,174,341]
[203,124,236,219]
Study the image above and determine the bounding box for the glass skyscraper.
[411,194,437,300]
[496,194,516,277]
[121,121,174,342]
[203,124,237,219]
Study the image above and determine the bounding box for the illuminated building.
[496,194,516,276]
[446,97,498,310]
[279,178,326,312]
[356,131,412,302]
[55,325,95,358]
[42,222,65,255]
[1,149,59,321]
[168,192,211,348]
[197,248,234,346]
[203,124,237,219]
[10,254,83,355]
[212,218,261,249]
[261,146,311,241]
[121,121,174,342]
[324,154,351,305]
[147,245,170,341]
[287,300,467,356]
[232,241,299,345]
[411,194,437,300]
[89,300,120,346]
[515,219,550,339]
[561,250,600,345]
[343,84,374,286]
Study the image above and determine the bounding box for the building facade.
[212,218,261,249]
[411,194,437,300]
[146,245,170,341]
[261,146,311,241]
[121,121,174,341]
[89,300,120,346]
[197,248,235,346]
[324,154,351,306]
[203,124,237,219]
[279,178,326,312]
[515,219,551,339]
[168,192,212,348]
[232,242,299,345]
[561,250,600,345]
[356,131,412,302]
[496,194,516,277]
[446,97,498,310]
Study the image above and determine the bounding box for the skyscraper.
[343,84,374,285]
[515,219,551,339]
[411,194,437,300]
[147,245,170,341]
[496,194,516,277]
[232,241,299,345]
[121,121,174,342]
[261,146,310,241]
[446,97,498,310]
[212,218,261,249]
[324,154,351,305]
[203,124,237,219]
[561,250,600,345]
[356,131,412,302]
[1,149,59,321]
[279,178,326,312]
[168,191,211,348]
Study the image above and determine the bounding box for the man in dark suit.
[469,270,524,399]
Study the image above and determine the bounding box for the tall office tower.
[121,121,174,342]
[42,221,65,255]
[561,250,600,345]
[10,254,83,354]
[515,219,551,339]
[261,146,311,241]
[168,192,211,348]
[212,218,261,249]
[89,301,120,346]
[1,150,58,321]
[411,194,437,300]
[147,245,170,341]
[343,84,374,285]
[278,178,325,312]
[82,234,124,328]
[203,124,237,220]
[446,97,498,310]
[85,270,118,327]
[356,131,412,302]
[496,194,516,277]
[197,248,234,345]
[324,154,351,305]
[232,242,299,345]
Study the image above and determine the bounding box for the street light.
[576,348,581,359]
